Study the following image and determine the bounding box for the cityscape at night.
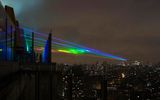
[0,0,160,100]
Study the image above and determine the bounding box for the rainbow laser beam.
[23,34,89,51]
[23,28,127,61]
[26,37,89,55]
[6,27,127,61]
[58,49,86,54]
[0,2,127,61]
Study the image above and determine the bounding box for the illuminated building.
[42,33,52,63]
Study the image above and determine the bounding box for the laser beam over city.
[22,27,127,61]
[2,1,160,100]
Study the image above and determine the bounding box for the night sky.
[2,0,160,64]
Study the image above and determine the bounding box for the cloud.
[1,0,42,16]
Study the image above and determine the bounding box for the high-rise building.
[0,4,39,63]
[42,33,52,63]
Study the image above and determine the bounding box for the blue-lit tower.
[42,33,52,63]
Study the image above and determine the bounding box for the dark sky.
[3,0,160,64]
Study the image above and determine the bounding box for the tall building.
[0,3,39,63]
[42,33,52,63]
[0,3,14,61]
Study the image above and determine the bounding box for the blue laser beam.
[22,28,127,61]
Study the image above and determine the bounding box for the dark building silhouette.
[42,33,52,64]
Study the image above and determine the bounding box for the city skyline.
[1,1,160,100]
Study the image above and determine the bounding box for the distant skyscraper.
[42,33,52,63]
